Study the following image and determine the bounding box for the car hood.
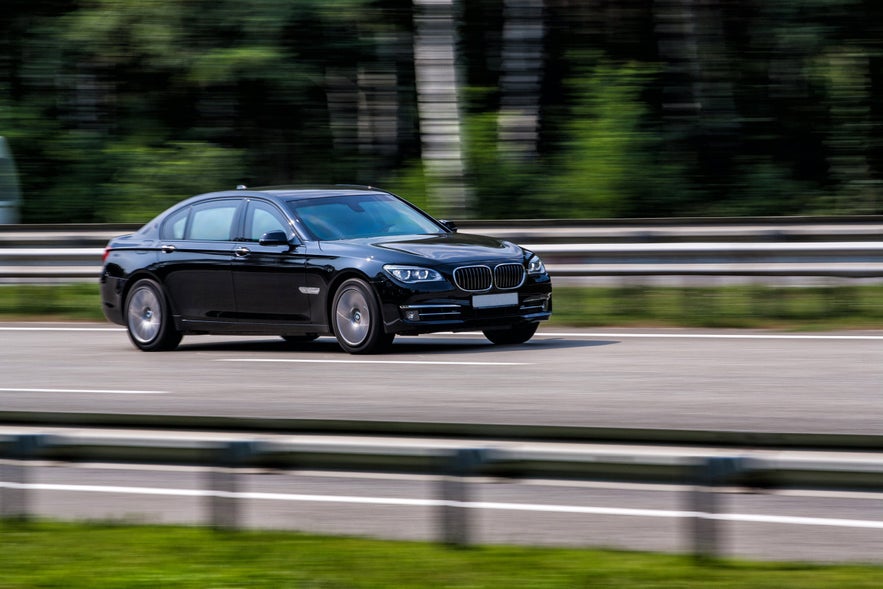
[324,233,525,263]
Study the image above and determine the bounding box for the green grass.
[0,521,881,588]
[0,284,105,321]
[550,284,883,330]
[2,283,883,330]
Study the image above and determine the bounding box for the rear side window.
[188,201,239,241]
[160,207,189,240]
[160,200,241,241]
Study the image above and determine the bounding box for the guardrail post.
[689,456,747,561]
[438,448,487,547]
[1,434,47,520]
[206,441,257,530]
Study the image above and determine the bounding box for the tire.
[331,278,393,354]
[124,278,182,351]
[482,322,539,345]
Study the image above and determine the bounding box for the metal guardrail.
[2,220,883,282]
[2,428,882,558]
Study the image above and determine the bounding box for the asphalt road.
[2,322,882,562]
[1,322,881,434]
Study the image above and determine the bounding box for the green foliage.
[381,160,436,216]
[546,62,654,217]
[463,111,542,219]
[538,61,688,218]
[97,140,246,222]
[704,158,821,217]
[4,1,883,220]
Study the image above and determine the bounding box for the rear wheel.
[482,323,538,345]
[331,278,393,354]
[125,278,182,351]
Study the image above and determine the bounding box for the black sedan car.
[100,186,552,353]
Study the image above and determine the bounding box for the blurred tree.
[497,0,544,160]
[3,0,883,221]
[412,0,470,217]
[543,60,678,218]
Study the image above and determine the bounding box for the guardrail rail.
[3,219,883,284]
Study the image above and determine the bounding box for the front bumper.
[377,274,553,335]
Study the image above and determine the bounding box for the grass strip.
[1,521,881,589]
[0,284,105,321]
[2,283,883,330]
[551,284,883,330]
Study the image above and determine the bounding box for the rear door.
[158,198,242,321]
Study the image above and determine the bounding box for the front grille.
[454,263,526,291]
[454,265,493,292]
[494,263,525,289]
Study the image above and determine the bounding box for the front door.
[231,199,310,324]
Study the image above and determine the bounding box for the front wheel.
[124,278,182,351]
[482,323,539,345]
[331,278,393,354]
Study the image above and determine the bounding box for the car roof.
[197,185,391,203]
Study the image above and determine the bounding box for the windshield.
[287,193,444,241]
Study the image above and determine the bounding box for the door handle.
[161,244,176,253]
[234,246,251,257]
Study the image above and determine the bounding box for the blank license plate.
[472,293,518,309]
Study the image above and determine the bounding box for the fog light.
[404,309,420,321]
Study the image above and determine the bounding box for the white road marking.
[215,358,529,366]
[0,326,124,332]
[0,388,167,395]
[549,333,883,341]
[2,482,881,529]
[441,331,883,341]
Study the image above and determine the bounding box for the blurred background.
[3,0,883,223]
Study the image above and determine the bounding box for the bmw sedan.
[100,186,552,353]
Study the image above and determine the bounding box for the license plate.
[472,293,518,309]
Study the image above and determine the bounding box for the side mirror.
[440,219,458,233]
[259,230,292,247]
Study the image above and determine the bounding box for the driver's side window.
[245,201,287,242]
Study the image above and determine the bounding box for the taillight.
[102,246,111,263]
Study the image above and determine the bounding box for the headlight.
[527,255,546,275]
[383,265,443,283]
